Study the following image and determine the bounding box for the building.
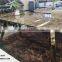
[21,0,61,10]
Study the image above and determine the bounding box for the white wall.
[23,0,29,10]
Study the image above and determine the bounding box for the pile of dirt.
[0,30,52,62]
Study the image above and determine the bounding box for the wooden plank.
[55,31,62,62]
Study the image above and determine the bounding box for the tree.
[52,0,58,2]
[0,0,6,5]
[10,0,20,9]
